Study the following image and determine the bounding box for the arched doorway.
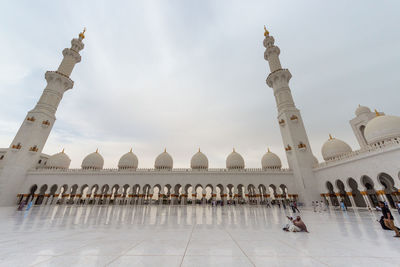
[35,184,48,205]
[378,173,398,208]
[347,178,366,207]
[336,180,351,207]
[361,175,378,207]
[326,181,339,206]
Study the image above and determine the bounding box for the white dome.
[321,135,352,161]
[191,149,208,169]
[81,150,104,170]
[226,149,245,169]
[364,114,400,145]
[261,149,281,169]
[355,105,371,117]
[118,149,138,170]
[155,149,173,169]
[46,150,71,169]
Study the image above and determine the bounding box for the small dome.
[226,149,245,169]
[355,105,371,117]
[321,135,352,161]
[364,113,400,145]
[46,149,71,169]
[191,149,208,169]
[118,149,138,170]
[261,149,281,169]
[81,149,104,170]
[155,149,173,169]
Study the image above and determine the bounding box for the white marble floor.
[0,205,399,267]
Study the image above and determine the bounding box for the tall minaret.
[263,27,319,205]
[0,29,86,206]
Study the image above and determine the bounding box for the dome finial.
[264,25,269,37]
[374,109,381,117]
[329,134,333,140]
[267,147,270,153]
[198,147,201,152]
[79,27,86,40]
[61,148,65,153]
[96,148,98,153]
[164,148,166,153]
[233,147,235,152]
[130,148,132,153]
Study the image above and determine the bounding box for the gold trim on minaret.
[79,27,86,40]
[264,26,269,36]
[374,109,381,117]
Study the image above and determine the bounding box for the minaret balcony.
[266,69,292,88]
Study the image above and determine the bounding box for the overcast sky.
[0,1,399,168]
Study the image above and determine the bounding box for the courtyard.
[0,205,399,266]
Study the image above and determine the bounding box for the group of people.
[311,200,327,212]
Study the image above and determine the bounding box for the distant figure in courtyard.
[266,200,271,208]
[340,201,347,211]
[282,200,286,209]
[312,201,316,212]
[293,201,300,213]
[17,201,26,211]
[396,201,400,215]
[277,201,280,208]
[320,201,326,211]
[378,201,400,237]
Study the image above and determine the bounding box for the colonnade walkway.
[0,205,399,266]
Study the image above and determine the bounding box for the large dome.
[81,149,104,170]
[261,149,281,169]
[355,105,371,117]
[191,149,208,169]
[226,149,245,169]
[364,114,400,145]
[155,149,173,170]
[321,135,352,161]
[118,149,138,170]
[46,149,71,169]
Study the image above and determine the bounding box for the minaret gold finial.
[329,134,333,140]
[374,109,381,116]
[264,26,269,37]
[79,27,86,40]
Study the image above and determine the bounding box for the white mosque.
[0,28,399,209]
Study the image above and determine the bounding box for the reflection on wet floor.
[1,205,400,267]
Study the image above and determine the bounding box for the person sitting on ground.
[378,201,400,238]
[293,216,309,233]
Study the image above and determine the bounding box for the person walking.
[312,201,316,212]
[340,200,347,211]
[293,201,300,213]
[266,199,271,208]
[379,201,400,237]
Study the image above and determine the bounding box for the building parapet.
[29,167,292,175]
[314,138,400,169]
